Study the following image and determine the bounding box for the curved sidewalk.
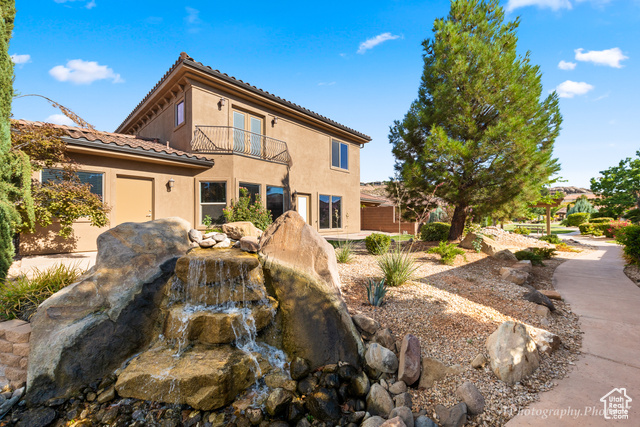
[508,239,640,426]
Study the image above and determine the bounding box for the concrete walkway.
[508,238,640,426]
[8,251,96,279]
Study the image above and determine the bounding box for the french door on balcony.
[233,111,263,156]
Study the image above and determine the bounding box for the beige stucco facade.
[20,54,369,255]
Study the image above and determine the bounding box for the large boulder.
[486,321,540,385]
[459,232,504,256]
[366,383,394,417]
[259,211,363,368]
[365,343,399,374]
[500,267,529,285]
[222,221,263,240]
[398,334,421,386]
[527,326,562,355]
[418,357,463,389]
[27,218,191,405]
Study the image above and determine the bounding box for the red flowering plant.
[605,220,630,238]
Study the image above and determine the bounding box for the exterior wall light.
[272,116,279,125]
[167,178,175,192]
[218,98,226,110]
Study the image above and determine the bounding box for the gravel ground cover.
[340,228,594,426]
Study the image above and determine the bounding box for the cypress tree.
[390,0,561,240]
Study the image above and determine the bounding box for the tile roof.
[13,120,212,165]
[117,52,372,142]
[360,192,394,206]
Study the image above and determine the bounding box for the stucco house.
[20,52,371,255]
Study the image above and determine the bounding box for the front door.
[296,194,311,225]
[116,176,154,225]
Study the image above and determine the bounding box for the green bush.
[590,217,614,224]
[420,222,450,242]
[513,227,530,235]
[428,241,466,265]
[566,212,590,227]
[0,263,85,321]
[616,224,640,264]
[624,208,640,224]
[365,233,392,255]
[604,220,630,238]
[335,240,355,264]
[578,222,602,236]
[377,246,418,286]
[539,234,561,244]
[514,250,544,266]
[531,247,557,259]
[223,187,273,230]
[364,278,388,307]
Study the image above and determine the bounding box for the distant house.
[360,192,419,235]
[19,52,371,255]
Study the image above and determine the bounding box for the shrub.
[335,240,355,264]
[556,242,580,253]
[0,263,85,321]
[590,217,614,224]
[514,250,544,266]
[531,247,557,259]
[623,208,640,224]
[566,212,590,227]
[578,223,602,236]
[616,225,640,265]
[365,233,392,255]
[605,220,630,239]
[223,187,273,230]
[363,278,388,307]
[377,246,418,286]
[539,234,561,244]
[420,222,450,242]
[428,241,466,265]
[513,227,530,235]
[471,234,484,252]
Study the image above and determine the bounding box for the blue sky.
[9,0,640,188]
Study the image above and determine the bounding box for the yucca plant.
[377,245,418,287]
[0,262,85,321]
[364,278,388,307]
[335,240,355,263]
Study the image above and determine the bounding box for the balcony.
[191,126,291,166]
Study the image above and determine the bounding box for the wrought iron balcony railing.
[191,126,291,166]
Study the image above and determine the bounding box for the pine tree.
[390,0,561,240]
[567,196,596,215]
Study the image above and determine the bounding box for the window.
[200,181,226,225]
[233,110,263,156]
[319,195,342,229]
[267,186,285,220]
[331,139,348,170]
[176,100,185,126]
[239,182,260,204]
[41,169,104,199]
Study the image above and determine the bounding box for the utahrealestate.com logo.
[600,388,632,420]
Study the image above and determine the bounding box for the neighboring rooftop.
[116,52,371,142]
[13,120,213,167]
[360,192,393,206]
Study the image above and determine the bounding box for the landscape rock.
[240,236,260,253]
[212,232,227,242]
[199,238,216,248]
[306,387,341,421]
[455,381,485,415]
[418,357,463,388]
[188,229,203,243]
[524,290,556,311]
[415,415,438,427]
[365,343,399,374]
[493,249,518,262]
[471,354,487,369]
[260,211,363,368]
[389,406,413,427]
[27,217,191,405]
[223,221,263,240]
[486,321,540,385]
[372,328,396,350]
[539,289,562,300]
[352,314,381,336]
[527,326,562,355]
[460,232,505,257]
[382,415,408,427]
[290,357,311,380]
[397,334,421,386]
[499,267,529,285]
[349,370,370,397]
[436,402,467,427]
[366,383,394,417]
[393,392,412,409]
[16,407,56,427]
[512,260,532,272]
[361,416,386,427]
[265,388,294,417]
[388,380,407,395]
[535,305,550,317]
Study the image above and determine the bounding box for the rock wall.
[0,320,31,389]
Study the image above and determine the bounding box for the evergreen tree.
[390,0,561,240]
[567,196,596,215]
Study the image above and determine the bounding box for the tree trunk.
[448,205,467,241]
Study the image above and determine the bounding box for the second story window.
[331,139,348,170]
[176,100,185,127]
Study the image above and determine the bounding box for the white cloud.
[357,33,401,54]
[54,0,96,8]
[594,91,610,101]
[10,54,31,64]
[46,114,76,126]
[185,7,201,24]
[49,59,123,84]
[558,60,576,70]
[575,47,628,68]
[85,0,96,9]
[318,82,336,86]
[555,80,594,98]
[506,0,572,12]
